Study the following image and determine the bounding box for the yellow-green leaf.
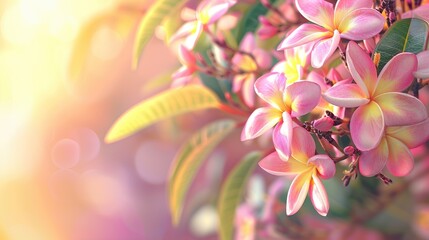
[218,152,261,240]
[169,119,236,225]
[133,0,187,69]
[105,85,220,143]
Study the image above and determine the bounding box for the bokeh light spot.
[51,138,80,169]
[190,205,218,237]
[134,140,175,185]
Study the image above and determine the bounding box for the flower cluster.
[164,0,429,218]
[111,0,429,236]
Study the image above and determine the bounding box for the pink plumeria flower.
[272,43,312,84]
[241,72,321,160]
[259,127,336,216]
[359,118,429,177]
[235,204,256,240]
[278,0,384,68]
[232,33,271,107]
[414,50,429,79]
[170,0,236,49]
[323,41,427,151]
[172,45,198,87]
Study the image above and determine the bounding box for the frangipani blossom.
[414,50,429,79]
[170,0,236,49]
[232,33,271,107]
[359,118,429,177]
[323,41,427,151]
[272,43,312,85]
[241,72,321,160]
[278,0,384,68]
[172,45,198,87]
[259,127,336,216]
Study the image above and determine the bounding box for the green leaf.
[105,85,220,143]
[218,152,261,240]
[132,0,187,69]
[198,73,231,102]
[169,119,237,225]
[374,18,429,72]
[235,0,277,42]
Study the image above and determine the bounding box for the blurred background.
[0,0,229,239]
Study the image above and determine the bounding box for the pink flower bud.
[344,146,355,156]
[313,117,334,131]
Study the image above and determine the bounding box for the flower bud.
[313,117,334,131]
[344,146,355,156]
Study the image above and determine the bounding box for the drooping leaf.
[169,119,237,225]
[374,18,429,72]
[218,152,261,240]
[133,0,187,68]
[105,85,220,143]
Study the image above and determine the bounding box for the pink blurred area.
[0,0,245,239]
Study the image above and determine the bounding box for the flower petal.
[386,118,429,149]
[350,101,384,151]
[374,92,428,126]
[338,9,384,41]
[334,0,373,26]
[241,107,281,141]
[374,52,417,96]
[254,72,287,111]
[242,74,256,108]
[308,154,336,179]
[259,152,309,176]
[170,21,201,49]
[359,137,389,177]
[284,81,321,117]
[415,50,429,79]
[346,41,377,97]
[239,33,256,52]
[296,0,334,30]
[287,170,312,215]
[309,174,330,216]
[274,113,293,161]
[322,83,369,108]
[277,24,330,50]
[311,30,341,68]
[386,136,414,177]
[197,0,233,24]
[291,126,315,163]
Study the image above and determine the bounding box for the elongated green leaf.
[169,119,236,225]
[218,152,261,240]
[105,85,220,143]
[133,0,187,68]
[374,18,429,72]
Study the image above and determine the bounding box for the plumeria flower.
[232,33,271,107]
[259,127,336,216]
[170,0,237,49]
[235,204,256,240]
[241,72,321,160]
[323,41,427,151]
[278,0,384,68]
[414,50,429,79]
[359,118,429,177]
[272,43,312,85]
[172,45,198,87]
